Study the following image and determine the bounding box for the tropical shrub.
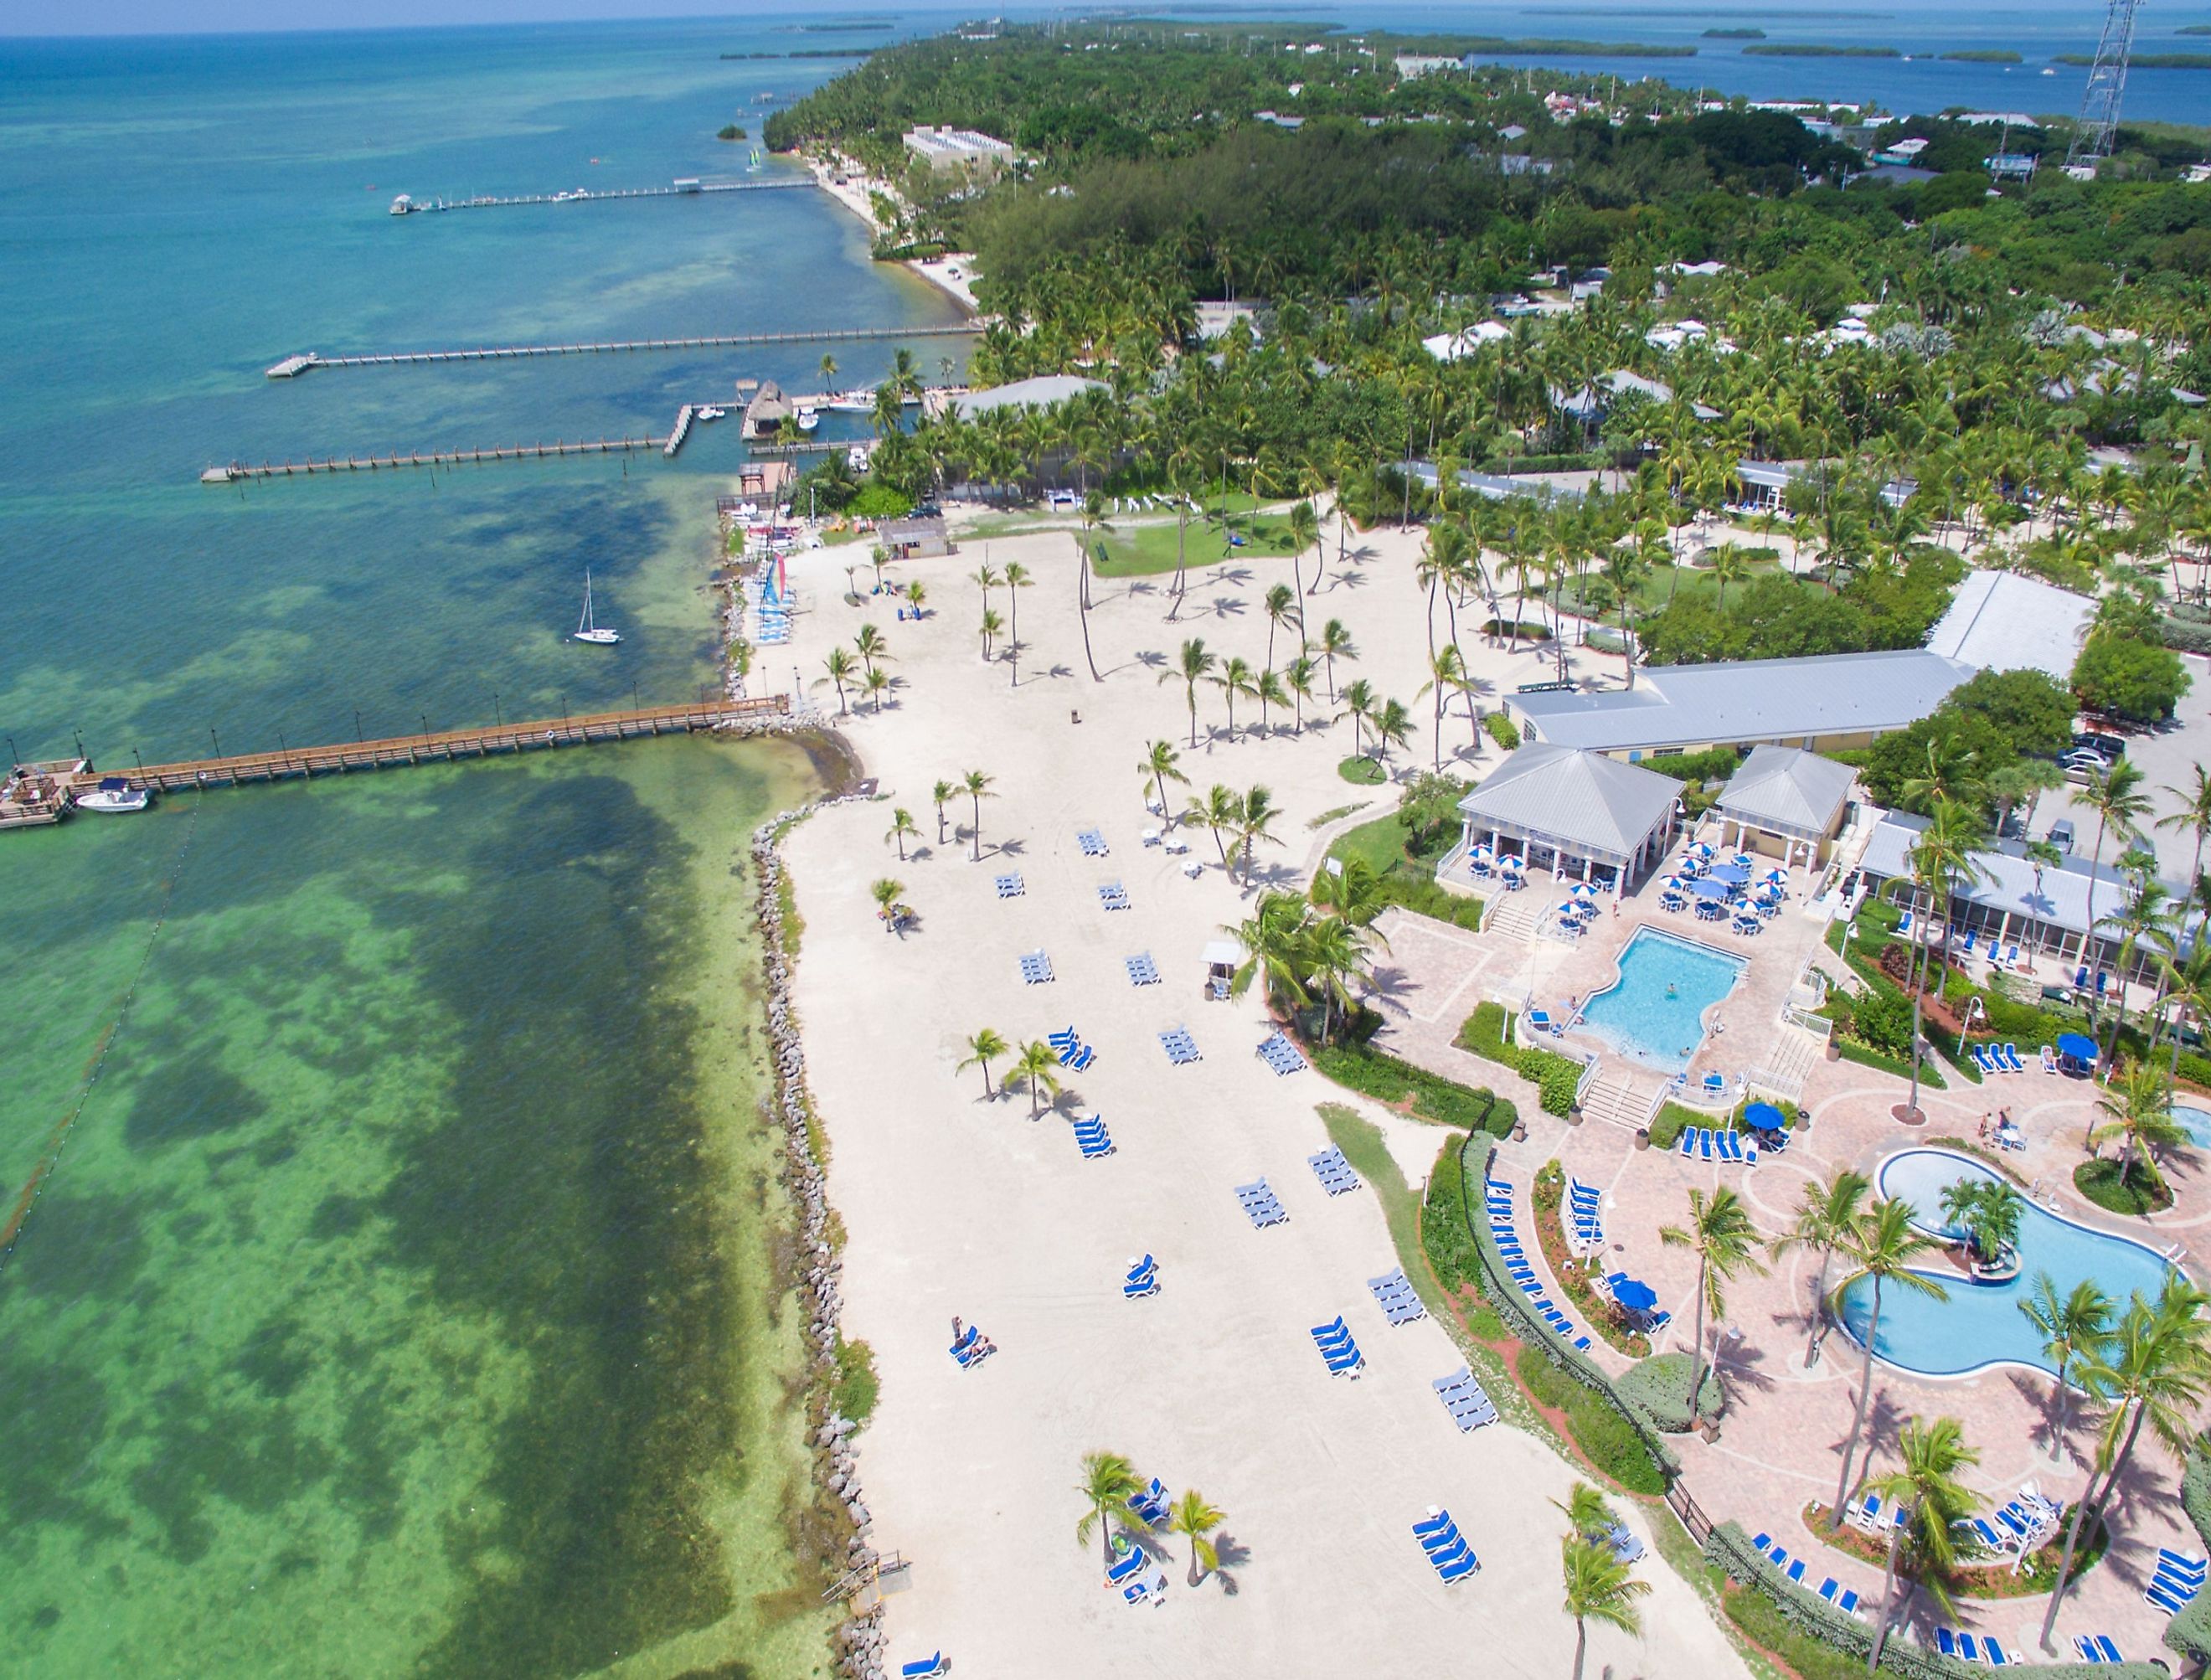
[1482,710,1521,750]
[1616,1352,1721,1430]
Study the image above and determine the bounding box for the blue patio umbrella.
[1612,1278,1658,1313]
[1691,877,1733,900]
[1710,863,1751,886]
[1744,1100,1790,1133]
[2056,1032,2099,1063]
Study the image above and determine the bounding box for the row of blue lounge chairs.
[1237,1178,1288,1228]
[1487,1178,1593,1352]
[1307,1146,1362,1197]
[1430,1367,1499,1433]
[1961,1489,2061,1564]
[1935,1626,2015,1666]
[1049,1027,1096,1071]
[1968,1041,2030,1076]
[1566,1177,1604,1253]
[1123,1255,1158,1299]
[1750,1533,1863,1616]
[2147,1548,2206,1616]
[1310,1314,1366,1378]
[1256,1031,1307,1075]
[2073,1635,2127,1664]
[947,1322,997,1370]
[1368,1267,1426,1326]
[1071,1115,1114,1158]
[1678,1126,1760,1165]
[1413,1508,1480,1584]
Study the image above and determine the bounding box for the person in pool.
[1666,982,1678,999]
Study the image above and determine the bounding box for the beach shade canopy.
[1692,877,1733,901]
[2056,1032,2099,1063]
[1471,843,1493,859]
[1612,1278,1658,1313]
[1744,1100,1790,1132]
[1762,868,1788,884]
[1689,842,1714,858]
[1709,863,1751,886]
[1500,853,1524,871]
[1569,882,1598,899]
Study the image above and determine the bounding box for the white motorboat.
[796,406,820,433]
[695,405,725,421]
[572,569,621,645]
[825,390,876,413]
[75,776,151,813]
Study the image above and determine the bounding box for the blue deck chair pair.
[1123,1255,1158,1299]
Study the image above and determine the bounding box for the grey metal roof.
[1923,569,2094,682]
[1455,744,1682,862]
[951,375,1108,420]
[1508,649,1976,755]
[1859,812,2186,944]
[1715,746,1858,837]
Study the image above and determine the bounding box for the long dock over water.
[202,435,666,482]
[393,178,810,214]
[265,322,983,378]
[108,698,789,794]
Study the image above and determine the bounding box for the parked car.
[2071,730,2126,762]
[2062,749,2111,779]
[2049,818,2076,853]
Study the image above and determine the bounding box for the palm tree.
[885,807,917,861]
[1419,644,1470,770]
[1073,520,1102,683]
[1552,1480,1616,1541]
[1829,1199,1949,1529]
[862,666,891,714]
[1371,698,1414,774]
[1770,1171,1870,1367]
[1253,667,1290,736]
[978,606,1003,659]
[869,876,904,934]
[2018,1273,2115,1464]
[1011,1038,1063,1119]
[1002,559,1033,686]
[819,351,838,389]
[962,768,995,862]
[2097,879,2176,1065]
[1864,1417,1982,1670]
[1188,784,1241,868]
[2080,758,2152,977]
[2089,1061,2187,1193]
[1074,1451,1142,1571]
[2157,764,2211,894]
[972,561,1001,616]
[1898,800,1989,1121]
[1142,740,1188,822]
[1282,653,1317,734]
[1236,784,1283,884]
[931,779,956,847]
[1262,582,1299,673]
[1168,1487,1226,1587]
[1162,637,1215,748]
[1317,618,1356,703]
[1337,678,1379,760]
[1287,498,1321,614]
[853,622,889,679]
[1559,1534,1649,1680]
[819,646,856,716]
[957,1027,1008,1096]
[1659,1186,1769,1419]
[1212,657,1257,740]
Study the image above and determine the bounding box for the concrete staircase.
[1483,890,1542,945]
[1578,1066,1662,1132]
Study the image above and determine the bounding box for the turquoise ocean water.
[0,18,957,1678]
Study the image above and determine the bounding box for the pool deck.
[1365,832,2211,1662]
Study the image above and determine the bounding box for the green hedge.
[1648,1101,1702,1149]
[1642,745,1746,782]
[1457,1002,1583,1115]
[1616,1352,1722,1431]
[2171,1442,2211,1664]
[1706,1523,2151,1680]
[1376,873,1485,931]
[1306,1038,1517,1133]
[1483,710,1521,750]
[1420,1135,1482,1296]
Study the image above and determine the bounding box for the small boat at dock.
[75,777,152,813]
[796,406,820,433]
[696,405,725,420]
[572,570,621,645]
[825,390,876,413]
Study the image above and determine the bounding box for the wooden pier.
[665,405,696,458]
[262,322,982,379]
[201,435,666,483]
[104,698,789,795]
[395,179,811,214]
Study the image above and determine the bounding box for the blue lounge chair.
[1818,1579,1841,1604]
[2095,1636,2121,1662]
[1971,1044,1996,1075]
[1106,1545,1147,1586]
[2074,1636,2110,1663]
[1968,1517,2009,1553]
[1751,1533,1771,1550]
[1419,1524,1465,1558]
[1703,1071,1725,1098]
[2159,1550,2208,1581]
[900,1655,946,1678]
[1935,1629,1958,1659]
[2000,1042,2025,1073]
[2147,1581,2190,1615]
[1414,1509,1457,1539]
[1786,1559,1806,1585]
[1896,910,1913,937]
[1678,1130,1697,1158]
[1434,1546,1480,1584]
[1698,1130,1715,1161]
[1766,1544,1789,1568]
[1837,1588,1861,1615]
[1959,928,1976,956]
[1985,1636,2010,1666]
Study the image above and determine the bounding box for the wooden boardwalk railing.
[117,696,788,792]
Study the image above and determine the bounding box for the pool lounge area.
[1572,926,1748,1076]
[1837,1148,2176,1379]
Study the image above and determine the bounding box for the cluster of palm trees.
[958,1026,1069,1118]
[1156,614,1363,750]
[1736,1167,2211,1655]
[818,623,895,716]
[1224,857,1391,1044]
[1076,1451,1228,1590]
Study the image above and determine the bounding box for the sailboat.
[572,570,621,645]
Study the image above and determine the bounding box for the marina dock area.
[0,760,85,829]
[202,435,665,482]
[390,178,809,214]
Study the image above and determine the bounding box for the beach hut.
[743,380,795,440]
[879,516,951,560]
[1202,938,1244,1002]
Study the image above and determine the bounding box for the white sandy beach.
[779,510,1757,1677]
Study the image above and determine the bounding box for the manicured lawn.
[2076,1157,2174,1214]
[1091,504,1304,578]
[1337,755,1387,785]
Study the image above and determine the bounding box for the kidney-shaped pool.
[1836,1148,2175,1379]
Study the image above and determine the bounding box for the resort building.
[743,380,794,440]
[1732,457,1913,512]
[878,516,950,560]
[1193,301,1264,342]
[1856,812,2185,983]
[1421,321,1511,361]
[1711,745,1860,867]
[1506,648,1978,760]
[950,374,1107,420]
[1436,743,1683,897]
[1923,569,2095,683]
[901,126,1016,177]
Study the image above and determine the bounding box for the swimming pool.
[1836,1149,2175,1378]
[1574,927,1747,1075]
[2177,1104,2211,1150]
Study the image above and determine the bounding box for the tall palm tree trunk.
[1866,1517,1906,1672]
[1805,1248,1832,1367]
[2038,1483,2096,1650]
[1687,1256,1710,1415]
[1832,1280,1884,1528]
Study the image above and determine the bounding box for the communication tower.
[2064,0,2143,177]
